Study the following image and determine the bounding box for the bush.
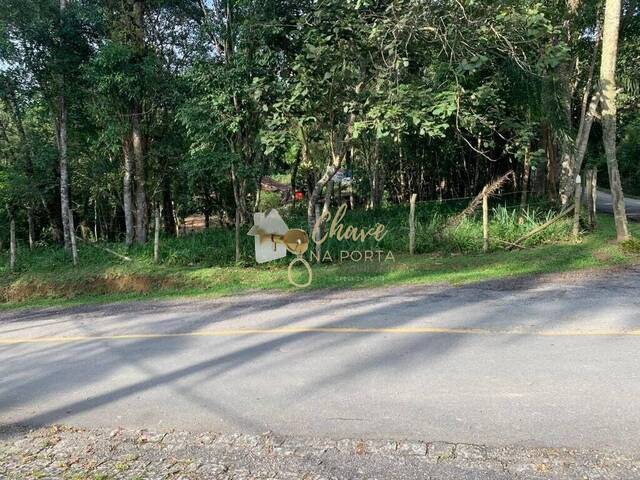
[257,191,283,212]
[621,238,640,254]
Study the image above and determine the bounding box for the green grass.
[0,212,638,310]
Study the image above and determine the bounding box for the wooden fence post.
[409,193,417,255]
[482,187,489,252]
[573,174,583,239]
[68,207,79,266]
[9,217,16,271]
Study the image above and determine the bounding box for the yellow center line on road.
[1,326,640,345]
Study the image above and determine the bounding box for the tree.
[600,0,629,240]
[57,0,72,250]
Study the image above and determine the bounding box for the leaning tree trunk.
[573,16,603,175]
[307,155,342,234]
[307,115,355,232]
[600,0,629,241]
[122,139,135,246]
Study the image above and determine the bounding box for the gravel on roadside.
[1,426,639,480]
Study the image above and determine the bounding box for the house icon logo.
[248,209,313,287]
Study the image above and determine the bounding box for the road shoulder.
[2,426,639,480]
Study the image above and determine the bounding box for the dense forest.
[1,0,639,261]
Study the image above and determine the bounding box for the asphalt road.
[2,268,640,453]
[597,189,640,220]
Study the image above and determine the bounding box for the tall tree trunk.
[93,197,98,241]
[68,206,78,266]
[230,162,244,262]
[57,0,71,250]
[162,179,176,235]
[122,139,135,246]
[154,204,161,263]
[369,138,383,209]
[573,16,603,174]
[4,91,40,247]
[322,180,334,217]
[520,146,531,210]
[132,114,147,243]
[8,209,16,271]
[132,0,147,244]
[600,0,629,241]
[27,211,35,250]
[291,149,302,207]
[557,0,582,206]
[544,126,558,202]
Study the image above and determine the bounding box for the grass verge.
[0,214,638,310]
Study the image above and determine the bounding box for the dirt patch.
[0,274,197,305]
[593,250,614,262]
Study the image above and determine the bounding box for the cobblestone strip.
[1,426,639,479]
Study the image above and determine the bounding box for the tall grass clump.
[414,206,572,254]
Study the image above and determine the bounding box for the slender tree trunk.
[154,205,161,263]
[132,0,147,244]
[9,214,16,271]
[520,146,531,210]
[204,203,211,229]
[369,139,383,209]
[600,0,629,241]
[230,162,242,263]
[57,0,71,250]
[573,17,603,174]
[93,197,98,241]
[291,150,302,208]
[68,206,78,266]
[234,208,240,263]
[322,180,334,217]
[557,1,580,206]
[5,94,40,248]
[162,180,176,235]
[307,115,355,232]
[132,111,147,243]
[122,139,135,246]
[398,145,406,202]
[27,210,35,250]
[558,125,576,207]
[307,156,342,234]
[545,127,558,202]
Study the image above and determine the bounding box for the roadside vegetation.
[1,208,637,309]
[1,0,639,309]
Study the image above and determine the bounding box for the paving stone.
[427,441,456,462]
[396,441,427,456]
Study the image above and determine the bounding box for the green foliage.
[257,191,282,211]
[0,0,636,265]
[620,238,640,254]
[0,214,636,308]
